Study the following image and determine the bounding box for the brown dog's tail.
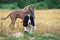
[1,14,10,20]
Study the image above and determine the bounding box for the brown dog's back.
[1,9,26,20]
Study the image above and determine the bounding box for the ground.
[0,9,60,40]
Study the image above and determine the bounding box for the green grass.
[0,3,18,9]
[1,37,18,40]
[0,32,60,40]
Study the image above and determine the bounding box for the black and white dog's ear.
[23,16,29,27]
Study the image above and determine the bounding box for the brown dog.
[1,5,33,30]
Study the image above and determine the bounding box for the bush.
[31,2,48,9]
[55,5,60,9]
[0,3,18,9]
[17,0,38,8]
[0,6,1,8]
[44,0,60,9]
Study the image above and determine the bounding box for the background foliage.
[0,0,60,9]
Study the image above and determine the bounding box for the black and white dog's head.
[23,14,35,27]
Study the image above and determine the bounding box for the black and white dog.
[23,14,36,33]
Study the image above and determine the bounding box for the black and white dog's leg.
[24,27,27,32]
[23,21,28,32]
[33,19,36,32]
[30,25,33,33]
[33,26,36,32]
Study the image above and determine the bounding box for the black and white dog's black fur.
[23,14,36,33]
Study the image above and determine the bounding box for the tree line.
[0,0,17,3]
[0,0,60,9]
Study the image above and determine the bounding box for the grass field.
[0,9,60,40]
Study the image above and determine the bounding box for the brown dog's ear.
[28,5,33,13]
[24,5,33,13]
[23,6,28,13]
